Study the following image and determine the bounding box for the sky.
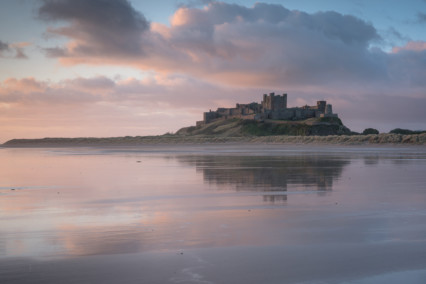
[0,0,426,142]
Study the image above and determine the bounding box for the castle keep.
[197,93,337,126]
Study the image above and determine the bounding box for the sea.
[1,144,426,284]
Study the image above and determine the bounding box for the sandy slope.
[2,133,426,147]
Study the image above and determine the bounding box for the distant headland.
[2,92,426,147]
[178,92,350,137]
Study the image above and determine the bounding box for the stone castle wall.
[197,93,337,126]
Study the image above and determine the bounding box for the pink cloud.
[2,77,46,94]
[392,41,426,53]
[2,1,424,142]
[0,74,260,142]
[35,1,426,93]
[1,73,425,143]
[39,1,387,88]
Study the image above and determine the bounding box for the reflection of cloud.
[54,208,267,256]
[3,149,425,259]
[58,224,144,256]
[177,155,350,202]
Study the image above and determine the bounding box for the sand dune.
[2,133,426,147]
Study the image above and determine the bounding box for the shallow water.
[1,145,426,283]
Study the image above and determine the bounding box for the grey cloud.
[39,0,149,56]
[0,40,28,59]
[160,2,385,86]
[0,75,228,108]
[38,1,379,63]
[188,2,291,25]
[68,76,116,90]
[36,1,425,94]
[171,3,378,46]
[0,77,112,105]
[0,75,263,115]
[418,12,426,23]
[381,27,410,46]
[178,0,213,9]
[309,11,379,45]
[14,47,28,59]
[0,40,9,52]
[176,3,426,92]
[0,40,10,58]
[340,94,426,132]
[388,49,426,87]
[44,46,68,57]
[2,74,426,133]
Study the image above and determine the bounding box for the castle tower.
[262,93,287,111]
[262,93,274,110]
[273,93,287,110]
[317,101,326,113]
[325,104,333,115]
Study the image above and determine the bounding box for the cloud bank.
[38,1,426,91]
[0,75,263,141]
[2,74,425,140]
[2,0,426,141]
[39,0,149,58]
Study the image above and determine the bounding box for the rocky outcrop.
[177,117,351,137]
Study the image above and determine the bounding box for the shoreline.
[2,133,426,147]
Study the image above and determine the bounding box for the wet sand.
[1,145,426,283]
[2,243,426,284]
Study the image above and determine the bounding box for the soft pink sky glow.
[1,0,426,142]
[392,41,426,53]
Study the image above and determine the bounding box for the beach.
[2,0,426,282]
[1,144,426,283]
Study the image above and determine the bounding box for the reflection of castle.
[177,155,350,203]
[197,93,337,126]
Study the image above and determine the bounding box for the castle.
[197,93,337,126]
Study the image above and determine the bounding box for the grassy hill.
[176,117,352,137]
[6,117,425,147]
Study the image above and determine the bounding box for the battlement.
[262,92,287,111]
[197,93,337,126]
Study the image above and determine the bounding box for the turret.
[262,92,287,111]
[325,104,333,115]
[317,101,326,113]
